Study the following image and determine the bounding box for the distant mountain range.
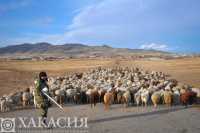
[0,42,173,58]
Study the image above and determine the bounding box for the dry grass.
[0,58,200,96]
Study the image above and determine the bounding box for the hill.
[0,42,172,58]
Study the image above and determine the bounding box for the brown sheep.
[89,90,99,108]
[151,92,161,107]
[113,90,118,104]
[104,91,114,110]
[180,90,196,106]
[163,91,173,106]
[98,89,106,103]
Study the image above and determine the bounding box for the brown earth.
[0,58,200,96]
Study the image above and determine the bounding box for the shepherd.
[35,71,51,127]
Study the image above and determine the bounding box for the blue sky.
[0,0,200,53]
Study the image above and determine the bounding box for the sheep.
[28,86,35,106]
[0,97,7,112]
[141,89,150,106]
[191,88,200,97]
[173,90,181,105]
[10,92,23,106]
[89,89,99,108]
[180,85,190,94]
[86,89,92,102]
[73,92,81,104]
[104,91,114,110]
[191,88,200,103]
[164,84,171,91]
[180,91,190,106]
[75,73,83,79]
[134,91,141,106]
[66,89,77,103]
[55,89,66,105]
[98,89,106,103]
[180,88,186,94]
[8,66,195,110]
[112,89,118,104]
[79,91,87,104]
[180,90,196,106]
[151,91,162,107]
[22,88,32,107]
[117,91,123,104]
[30,80,38,108]
[163,91,173,106]
[122,90,131,107]
[0,97,13,112]
[188,91,197,105]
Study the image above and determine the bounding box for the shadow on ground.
[89,105,198,124]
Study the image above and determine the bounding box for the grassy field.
[0,58,200,96]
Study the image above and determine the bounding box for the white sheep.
[22,91,31,107]
[141,89,149,106]
[66,89,77,103]
[0,97,7,112]
[0,97,13,112]
[31,81,38,108]
[134,91,141,106]
[122,90,131,107]
[191,88,200,97]
[55,89,66,104]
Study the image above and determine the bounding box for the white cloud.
[59,0,149,46]
[61,0,200,48]
[3,0,200,50]
[140,43,168,51]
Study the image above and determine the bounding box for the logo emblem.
[0,118,15,132]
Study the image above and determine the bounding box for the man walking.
[35,71,51,127]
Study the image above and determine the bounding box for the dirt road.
[0,104,200,133]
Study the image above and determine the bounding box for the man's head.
[39,71,48,81]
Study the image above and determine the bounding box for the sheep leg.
[94,101,96,107]
[1,105,4,112]
[108,103,110,110]
[23,101,25,108]
[59,96,61,105]
[99,96,101,103]
[104,104,107,110]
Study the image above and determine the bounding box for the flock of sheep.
[1,67,200,112]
